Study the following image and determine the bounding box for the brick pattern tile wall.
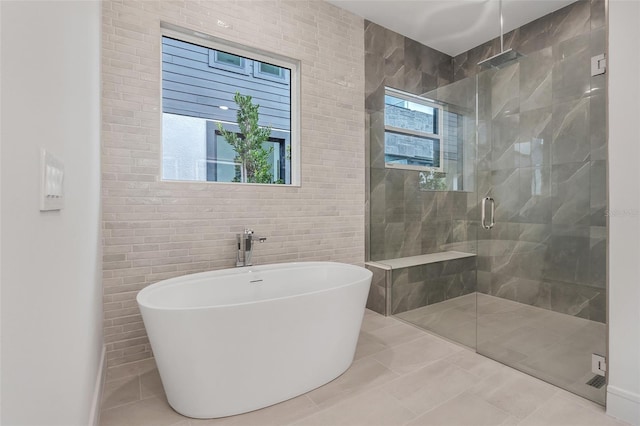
[102,0,365,368]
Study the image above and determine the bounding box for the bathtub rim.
[136,261,372,311]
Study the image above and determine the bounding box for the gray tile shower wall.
[470,0,607,323]
[452,0,604,82]
[365,21,469,262]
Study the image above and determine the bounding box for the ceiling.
[326,0,577,57]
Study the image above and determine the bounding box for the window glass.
[162,35,296,185]
[216,51,243,67]
[384,88,443,171]
[260,62,282,76]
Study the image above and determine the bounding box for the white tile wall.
[102,0,365,367]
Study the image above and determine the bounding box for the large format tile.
[519,393,627,426]
[469,367,559,420]
[101,376,141,410]
[100,397,186,426]
[218,395,319,426]
[354,332,389,360]
[372,334,462,375]
[105,358,158,383]
[363,322,426,347]
[552,33,591,104]
[519,47,553,113]
[382,358,477,416]
[551,99,591,165]
[361,309,400,333]
[305,357,399,408]
[443,348,506,379]
[292,388,416,426]
[140,368,165,400]
[406,392,513,426]
[101,298,616,426]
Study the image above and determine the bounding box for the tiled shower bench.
[365,251,477,316]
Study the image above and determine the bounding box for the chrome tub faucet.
[236,228,267,267]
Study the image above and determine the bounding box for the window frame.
[384,87,445,173]
[160,23,301,186]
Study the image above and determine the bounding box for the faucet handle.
[244,228,254,235]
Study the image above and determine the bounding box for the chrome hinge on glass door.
[481,197,495,230]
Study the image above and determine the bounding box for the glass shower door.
[389,76,480,350]
[475,38,607,405]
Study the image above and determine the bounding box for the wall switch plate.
[40,149,65,211]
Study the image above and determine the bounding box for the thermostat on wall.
[40,149,65,211]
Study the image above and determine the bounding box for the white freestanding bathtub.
[137,261,372,419]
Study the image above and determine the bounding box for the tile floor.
[99,309,625,426]
[396,293,607,404]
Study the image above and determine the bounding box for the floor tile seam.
[379,331,432,350]
[511,387,563,425]
[100,387,158,418]
[459,388,520,422]
[271,396,322,426]
[378,354,468,392]
[365,321,430,343]
[363,314,404,329]
[105,359,157,383]
[354,343,389,362]
[369,333,446,357]
[440,354,501,380]
[386,379,474,420]
[374,344,465,377]
[474,381,559,421]
[99,375,145,413]
[555,390,609,414]
[387,316,472,352]
[396,387,506,426]
[308,357,402,413]
[295,385,423,426]
[299,394,323,411]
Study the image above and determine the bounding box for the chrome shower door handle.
[481,197,495,230]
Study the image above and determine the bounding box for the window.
[161,24,300,185]
[208,50,250,74]
[384,88,444,171]
[253,61,289,83]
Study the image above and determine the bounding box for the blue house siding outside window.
[161,36,292,184]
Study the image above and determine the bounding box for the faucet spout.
[236,229,267,267]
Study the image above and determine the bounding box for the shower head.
[478,48,522,69]
[477,0,523,69]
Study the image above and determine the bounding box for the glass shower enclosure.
[387,28,607,405]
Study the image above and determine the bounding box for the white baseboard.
[607,385,640,426]
[88,345,107,426]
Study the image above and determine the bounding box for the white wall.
[0,1,103,425]
[0,0,3,420]
[607,0,640,424]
